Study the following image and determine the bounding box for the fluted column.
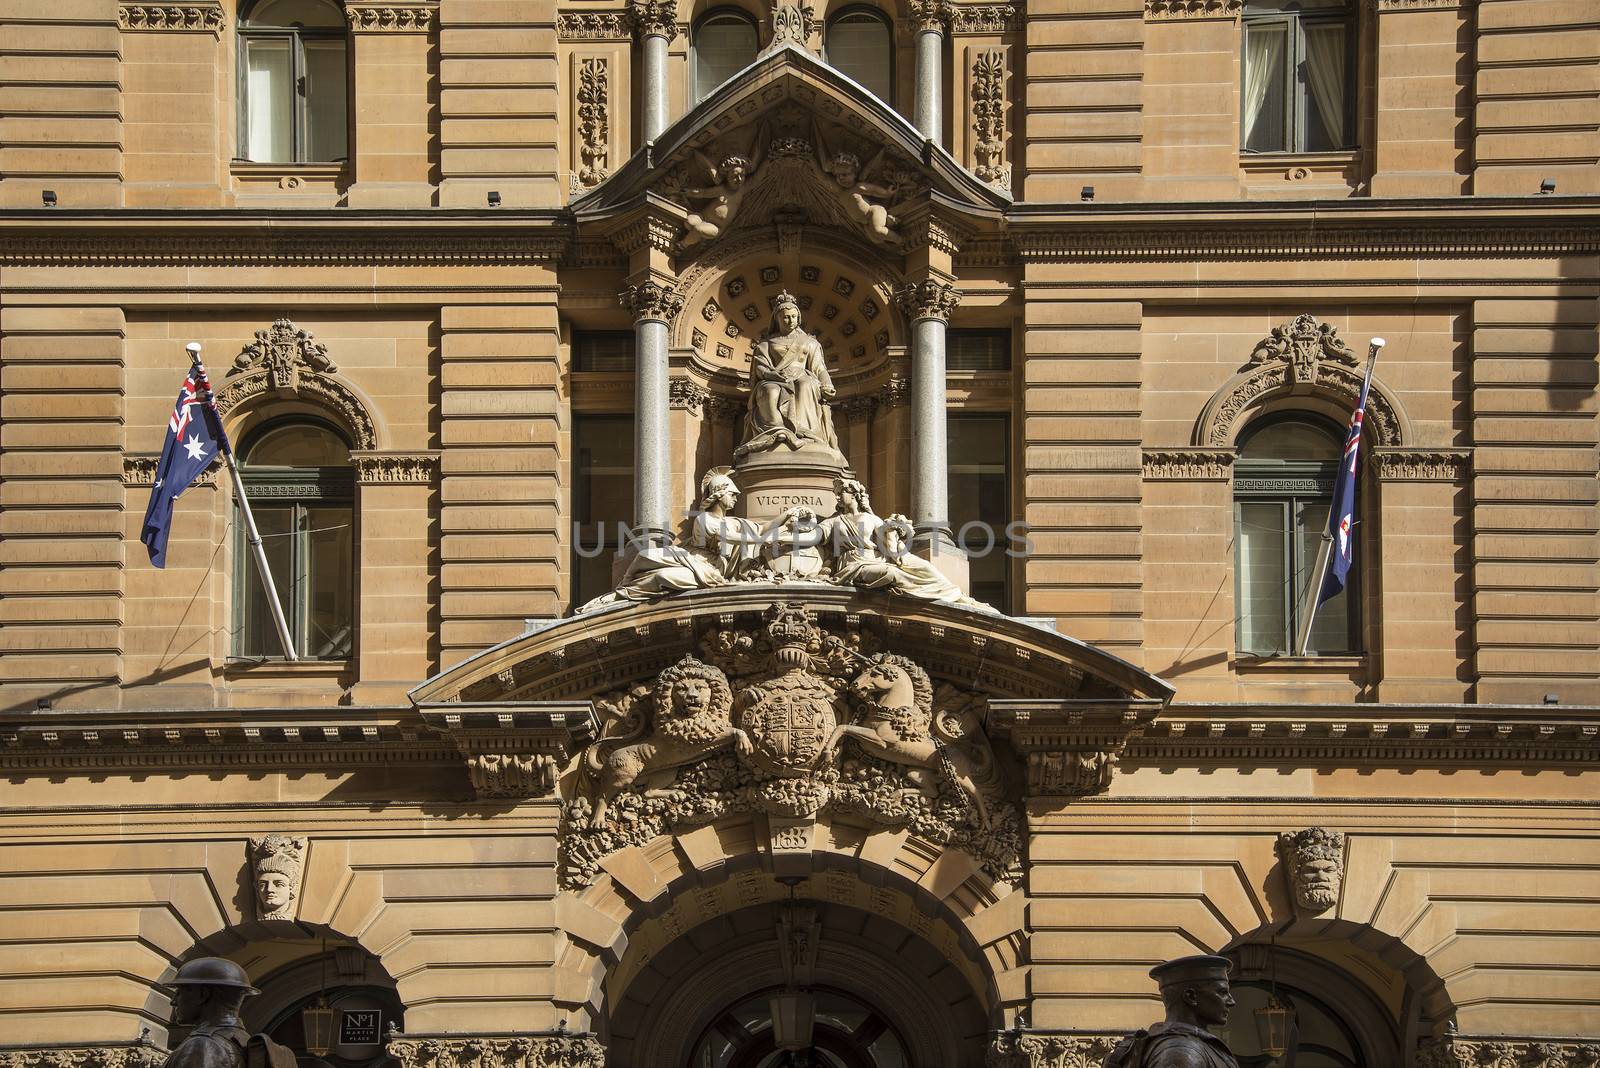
[908,0,949,144]
[620,280,685,543]
[895,277,962,547]
[630,0,677,141]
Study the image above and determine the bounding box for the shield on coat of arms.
[737,672,840,777]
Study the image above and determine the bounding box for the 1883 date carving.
[559,602,1020,887]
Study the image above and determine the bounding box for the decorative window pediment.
[1195,313,1409,448]
[217,319,378,450]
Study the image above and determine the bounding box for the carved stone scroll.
[232,318,337,391]
[345,3,436,31]
[351,451,440,485]
[1143,0,1241,17]
[1141,448,1235,481]
[118,3,224,32]
[557,11,632,39]
[948,3,1017,33]
[1372,447,1470,482]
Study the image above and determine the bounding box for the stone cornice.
[1372,446,1471,482]
[387,1034,605,1068]
[0,228,571,267]
[351,450,441,485]
[1142,447,1235,480]
[987,698,1168,797]
[1144,0,1240,19]
[345,2,437,31]
[118,2,224,32]
[1130,704,1600,768]
[415,702,597,800]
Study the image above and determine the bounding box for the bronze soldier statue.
[163,958,295,1068]
[1105,954,1241,1068]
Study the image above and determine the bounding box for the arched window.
[236,420,354,660]
[693,8,758,102]
[238,0,349,163]
[1234,414,1360,656]
[824,6,893,104]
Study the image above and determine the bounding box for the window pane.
[1298,499,1353,654]
[950,414,1009,612]
[303,38,349,162]
[1242,21,1288,152]
[947,329,1011,372]
[826,12,893,103]
[574,416,635,607]
[302,504,354,659]
[245,423,351,467]
[239,506,296,657]
[245,37,294,163]
[574,331,636,372]
[248,0,344,28]
[1238,501,1289,654]
[694,14,757,102]
[1239,418,1340,461]
[1303,22,1348,150]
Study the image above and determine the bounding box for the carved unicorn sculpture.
[824,653,1002,828]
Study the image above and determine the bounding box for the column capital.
[621,279,685,323]
[628,0,679,40]
[895,278,962,323]
[905,0,952,33]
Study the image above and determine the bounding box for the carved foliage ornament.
[627,0,678,39]
[971,49,1009,191]
[0,1048,167,1068]
[352,452,439,485]
[1248,312,1359,385]
[345,3,436,31]
[1278,826,1344,913]
[948,3,1017,33]
[250,833,306,920]
[759,1,817,56]
[986,1032,1123,1068]
[1143,0,1242,17]
[1417,1037,1600,1068]
[560,603,1020,888]
[895,278,962,323]
[620,280,686,322]
[118,3,225,31]
[556,11,631,39]
[574,57,610,189]
[905,0,953,33]
[387,1036,606,1068]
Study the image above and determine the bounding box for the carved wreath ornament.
[559,603,1021,888]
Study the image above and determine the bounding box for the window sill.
[224,658,353,679]
[1240,150,1363,193]
[1232,654,1366,673]
[231,160,349,203]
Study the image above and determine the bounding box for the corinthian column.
[620,279,685,544]
[907,0,949,144]
[630,0,677,141]
[895,277,962,554]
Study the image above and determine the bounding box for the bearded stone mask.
[1278,828,1345,913]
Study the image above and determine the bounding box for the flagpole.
[1293,338,1384,657]
[186,343,300,663]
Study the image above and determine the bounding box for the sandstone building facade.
[0,0,1597,1065]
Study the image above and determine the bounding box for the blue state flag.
[1318,374,1371,604]
[140,365,226,568]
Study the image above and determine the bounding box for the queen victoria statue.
[736,291,843,461]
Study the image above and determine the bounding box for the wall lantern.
[302,939,336,1057]
[1252,935,1294,1060]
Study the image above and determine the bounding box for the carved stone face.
[256,872,295,913]
[725,163,747,186]
[776,305,801,333]
[1293,855,1341,910]
[827,154,859,187]
[673,677,713,717]
[709,480,738,510]
[851,664,897,702]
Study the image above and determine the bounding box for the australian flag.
[1318,374,1371,604]
[140,363,228,568]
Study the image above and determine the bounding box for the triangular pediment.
[573,42,1009,235]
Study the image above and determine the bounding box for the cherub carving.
[813,124,901,245]
[582,656,751,828]
[824,654,999,826]
[680,125,767,250]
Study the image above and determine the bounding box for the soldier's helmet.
[170,957,261,996]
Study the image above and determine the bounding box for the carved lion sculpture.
[825,654,1000,827]
[583,655,751,828]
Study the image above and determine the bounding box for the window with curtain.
[693,9,758,103]
[824,7,893,104]
[573,415,636,609]
[1241,0,1353,153]
[950,413,1011,613]
[235,420,354,660]
[239,0,349,163]
[1234,415,1360,656]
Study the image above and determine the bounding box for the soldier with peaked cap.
[1104,955,1242,1068]
[164,958,295,1068]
